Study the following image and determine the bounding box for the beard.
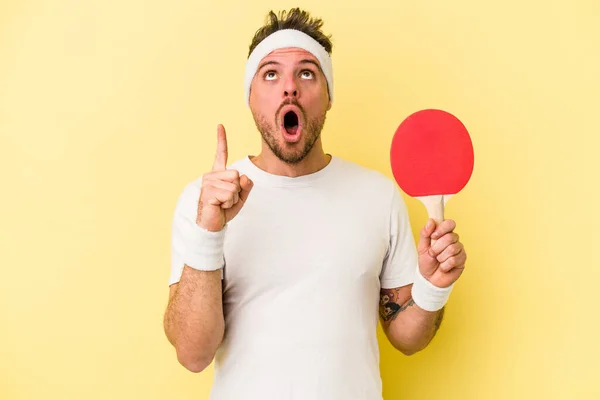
[252,99,327,164]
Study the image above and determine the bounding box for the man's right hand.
[196,124,253,232]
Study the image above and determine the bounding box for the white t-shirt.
[169,155,419,400]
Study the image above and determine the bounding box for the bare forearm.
[164,265,224,372]
[380,295,445,355]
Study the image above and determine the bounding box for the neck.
[250,139,331,177]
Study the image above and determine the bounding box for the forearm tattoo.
[379,288,446,334]
[379,287,415,322]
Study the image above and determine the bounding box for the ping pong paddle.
[390,108,474,230]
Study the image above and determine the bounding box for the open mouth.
[283,111,299,135]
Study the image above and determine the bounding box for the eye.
[264,71,277,81]
[300,70,314,79]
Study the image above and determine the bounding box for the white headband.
[243,29,333,107]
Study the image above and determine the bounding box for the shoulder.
[330,156,409,217]
[332,156,399,197]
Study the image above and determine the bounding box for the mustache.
[276,98,305,116]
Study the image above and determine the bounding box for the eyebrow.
[298,59,322,71]
[257,60,281,71]
[256,59,322,72]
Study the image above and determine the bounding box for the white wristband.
[182,224,226,271]
[411,267,454,312]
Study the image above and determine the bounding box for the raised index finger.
[212,124,228,171]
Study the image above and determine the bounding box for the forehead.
[259,47,320,66]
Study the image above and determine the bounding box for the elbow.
[172,337,220,374]
[391,342,416,356]
[166,333,222,373]
[390,338,428,356]
[179,358,211,374]
[384,326,435,356]
[399,346,422,356]
[176,349,215,373]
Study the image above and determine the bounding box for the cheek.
[251,80,272,102]
[251,85,279,115]
[305,82,330,109]
[305,89,330,113]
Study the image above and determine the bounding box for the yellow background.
[1,0,598,399]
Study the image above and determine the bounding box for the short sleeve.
[169,180,201,286]
[379,184,419,289]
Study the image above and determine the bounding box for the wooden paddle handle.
[417,195,446,246]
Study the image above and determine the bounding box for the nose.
[282,76,299,99]
[284,88,298,97]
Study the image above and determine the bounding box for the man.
[163,8,467,399]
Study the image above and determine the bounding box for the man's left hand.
[417,218,467,288]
